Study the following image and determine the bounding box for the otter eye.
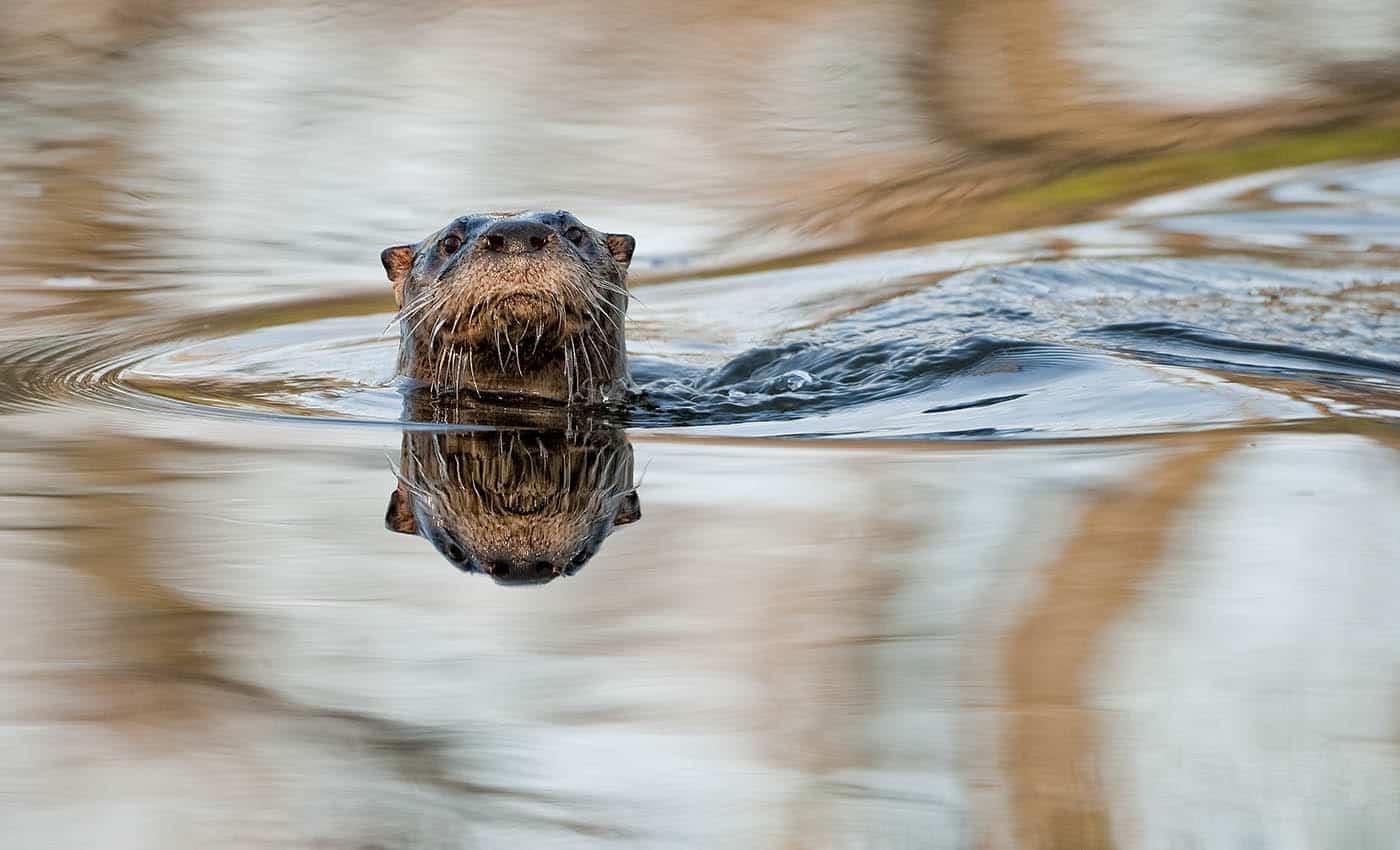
[441,234,462,254]
[564,227,587,247]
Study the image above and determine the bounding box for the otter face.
[385,426,641,585]
[381,211,635,400]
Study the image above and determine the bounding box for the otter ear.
[385,487,419,535]
[613,491,641,526]
[381,245,415,307]
[605,233,635,267]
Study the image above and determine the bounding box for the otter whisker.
[580,333,601,384]
[388,468,435,506]
[577,334,599,401]
[388,211,634,411]
[593,281,636,303]
[587,303,624,336]
[569,334,587,400]
[511,325,525,376]
[394,292,442,337]
[399,305,436,343]
[553,289,568,338]
[591,279,629,298]
[398,289,438,320]
[530,324,543,359]
[564,336,577,401]
[582,294,626,338]
[405,306,445,352]
[434,331,453,395]
[394,290,433,322]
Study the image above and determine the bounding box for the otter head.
[385,425,641,586]
[382,211,635,403]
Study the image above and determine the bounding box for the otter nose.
[478,220,553,254]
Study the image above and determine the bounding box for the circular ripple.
[3,255,1398,440]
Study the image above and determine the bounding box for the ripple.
[2,235,1397,440]
[1,287,1395,442]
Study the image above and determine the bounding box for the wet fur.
[383,211,634,404]
[385,417,640,584]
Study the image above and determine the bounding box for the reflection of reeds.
[7,133,154,287]
[926,0,1400,157]
[1000,436,1240,850]
[779,0,1400,250]
[697,120,1400,283]
[28,433,545,845]
[52,436,231,709]
[757,457,908,849]
[8,0,1400,284]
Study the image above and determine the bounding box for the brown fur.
[381,210,635,404]
[384,400,640,584]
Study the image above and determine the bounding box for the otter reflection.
[385,413,640,585]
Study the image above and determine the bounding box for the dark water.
[4,4,1400,849]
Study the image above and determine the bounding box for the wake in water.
[3,257,1397,440]
[3,161,1399,439]
[623,255,1400,437]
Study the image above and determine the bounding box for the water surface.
[2,5,1399,848]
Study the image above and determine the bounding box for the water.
[5,164,1398,850]
[3,3,1400,848]
[5,160,1398,439]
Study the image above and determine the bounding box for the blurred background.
[1,2,1399,849]
[5,0,1400,280]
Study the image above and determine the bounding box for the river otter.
[384,398,641,584]
[381,210,635,404]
